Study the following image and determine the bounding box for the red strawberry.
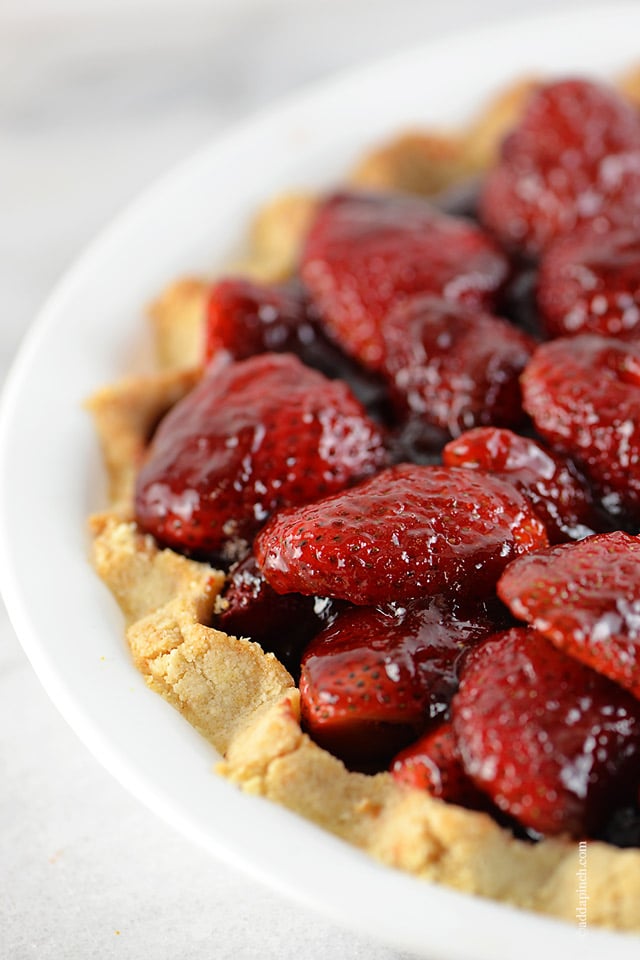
[479,79,640,256]
[391,722,494,811]
[204,277,315,362]
[379,295,534,438]
[204,276,389,417]
[217,554,342,675]
[452,627,640,837]
[521,335,640,521]
[254,464,548,605]
[301,191,509,370]
[299,598,500,764]
[135,353,388,561]
[443,427,602,544]
[537,225,640,340]
[497,532,640,699]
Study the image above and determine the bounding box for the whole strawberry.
[521,335,640,521]
[479,79,640,256]
[300,598,500,764]
[537,225,640,340]
[452,627,640,837]
[380,295,534,438]
[301,190,509,370]
[255,464,548,605]
[443,427,602,543]
[135,353,388,561]
[497,532,640,699]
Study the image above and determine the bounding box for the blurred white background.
[0,0,603,957]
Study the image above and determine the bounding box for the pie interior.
[86,69,640,933]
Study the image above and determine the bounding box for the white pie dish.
[1,5,640,957]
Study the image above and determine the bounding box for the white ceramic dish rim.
[2,6,640,958]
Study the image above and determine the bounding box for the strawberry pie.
[88,72,640,932]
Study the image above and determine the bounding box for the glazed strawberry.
[391,722,494,810]
[497,532,640,699]
[204,276,389,417]
[521,335,640,520]
[443,427,602,543]
[254,464,548,605]
[380,295,534,438]
[452,627,640,837]
[479,79,640,256]
[537,225,640,340]
[301,191,509,370]
[135,353,388,561]
[204,277,315,362]
[217,554,341,675]
[300,598,500,763]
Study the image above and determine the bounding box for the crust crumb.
[354,798,383,818]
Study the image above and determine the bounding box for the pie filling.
[89,73,640,929]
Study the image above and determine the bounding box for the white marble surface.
[0,1,599,957]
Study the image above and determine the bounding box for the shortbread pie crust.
[87,75,640,933]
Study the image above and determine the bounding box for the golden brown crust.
[87,74,640,934]
[147,193,318,372]
[149,278,210,371]
[617,64,640,109]
[463,77,539,172]
[92,517,293,753]
[351,131,470,196]
[350,78,540,196]
[221,696,627,924]
[91,514,222,624]
[235,191,319,282]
